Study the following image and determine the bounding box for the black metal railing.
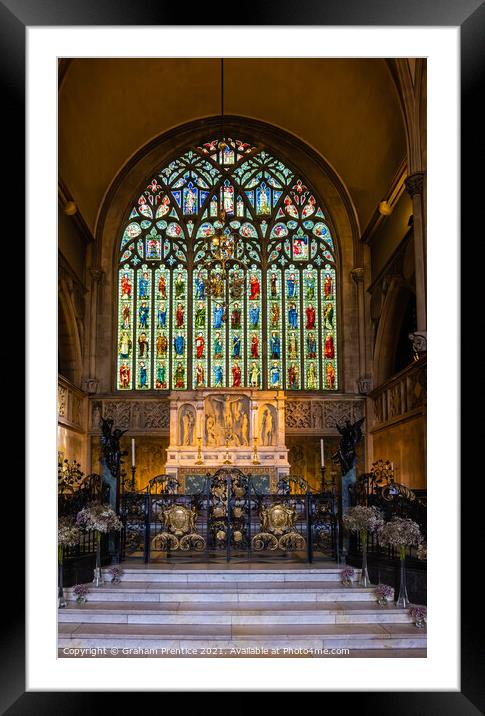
[120,468,338,563]
[58,473,111,562]
[348,472,427,560]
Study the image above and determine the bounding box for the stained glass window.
[116,139,338,391]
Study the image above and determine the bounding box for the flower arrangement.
[375,583,393,606]
[416,542,427,560]
[76,502,122,587]
[76,502,123,534]
[58,516,82,548]
[409,605,427,628]
[378,517,423,559]
[342,505,384,535]
[73,584,89,604]
[379,517,422,608]
[342,506,384,588]
[108,566,124,584]
[340,567,355,587]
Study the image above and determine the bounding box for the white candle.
[132,438,136,467]
[320,438,325,467]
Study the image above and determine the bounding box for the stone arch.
[373,278,416,386]
[94,116,364,395]
[58,280,83,386]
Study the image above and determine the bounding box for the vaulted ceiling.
[59,58,407,237]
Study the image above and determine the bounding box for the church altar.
[164,389,290,479]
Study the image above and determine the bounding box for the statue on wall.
[100,417,128,479]
[241,412,249,446]
[332,417,365,474]
[204,394,250,447]
[206,415,217,446]
[212,394,240,433]
[180,406,195,446]
[261,407,275,447]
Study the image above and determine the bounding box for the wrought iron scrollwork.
[119,466,339,562]
[252,502,306,551]
[349,463,427,547]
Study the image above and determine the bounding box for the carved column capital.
[357,375,373,394]
[89,267,104,284]
[405,172,425,198]
[81,377,99,394]
[350,267,365,284]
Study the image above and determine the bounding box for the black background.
[3,0,481,709]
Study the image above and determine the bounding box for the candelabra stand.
[130,465,136,491]
[320,466,326,493]
[195,436,204,465]
[252,437,260,465]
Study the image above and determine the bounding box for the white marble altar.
[165,390,290,477]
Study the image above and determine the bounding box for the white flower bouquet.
[378,517,422,559]
[342,505,384,535]
[76,502,122,534]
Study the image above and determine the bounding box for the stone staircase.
[59,566,426,657]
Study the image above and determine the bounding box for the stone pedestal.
[165,389,290,479]
[101,457,119,563]
[340,465,357,558]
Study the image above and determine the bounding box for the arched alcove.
[94,117,363,396]
[58,285,83,386]
[374,279,417,385]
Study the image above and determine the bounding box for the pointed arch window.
[116,139,338,391]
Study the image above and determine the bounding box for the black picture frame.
[7,0,478,709]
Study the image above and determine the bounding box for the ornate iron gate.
[120,468,338,563]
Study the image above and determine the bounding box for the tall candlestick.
[320,438,325,467]
[132,438,136,467]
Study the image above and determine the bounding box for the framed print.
[5,0,480,708]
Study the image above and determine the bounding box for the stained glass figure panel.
[322,265,338,390]
[172,265,188,389]
[117,266,134,390]
[154,267,170,390]
[303,265,320,390]
[267,266,283,389]
[193,268,208,389]
[229,268,244,388]
[285,265,301,389]
[247,266,262,389]
[135,265,152,389]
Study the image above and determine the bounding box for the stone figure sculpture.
[261,407,274,446]
[181,407,195,446]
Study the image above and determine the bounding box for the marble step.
[101,567,361,584]
[58,622,426,651]
[63,581,382,603]
[59,600,413,625]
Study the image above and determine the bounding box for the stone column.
[276,390,286,448]
[250,397,258,442]
[169,395,179,447]
[195,397,205,444]
[82,267,104,394]
[351,267,371,395]
[405,172,426,332]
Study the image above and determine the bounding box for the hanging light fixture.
[201,58,247,307]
